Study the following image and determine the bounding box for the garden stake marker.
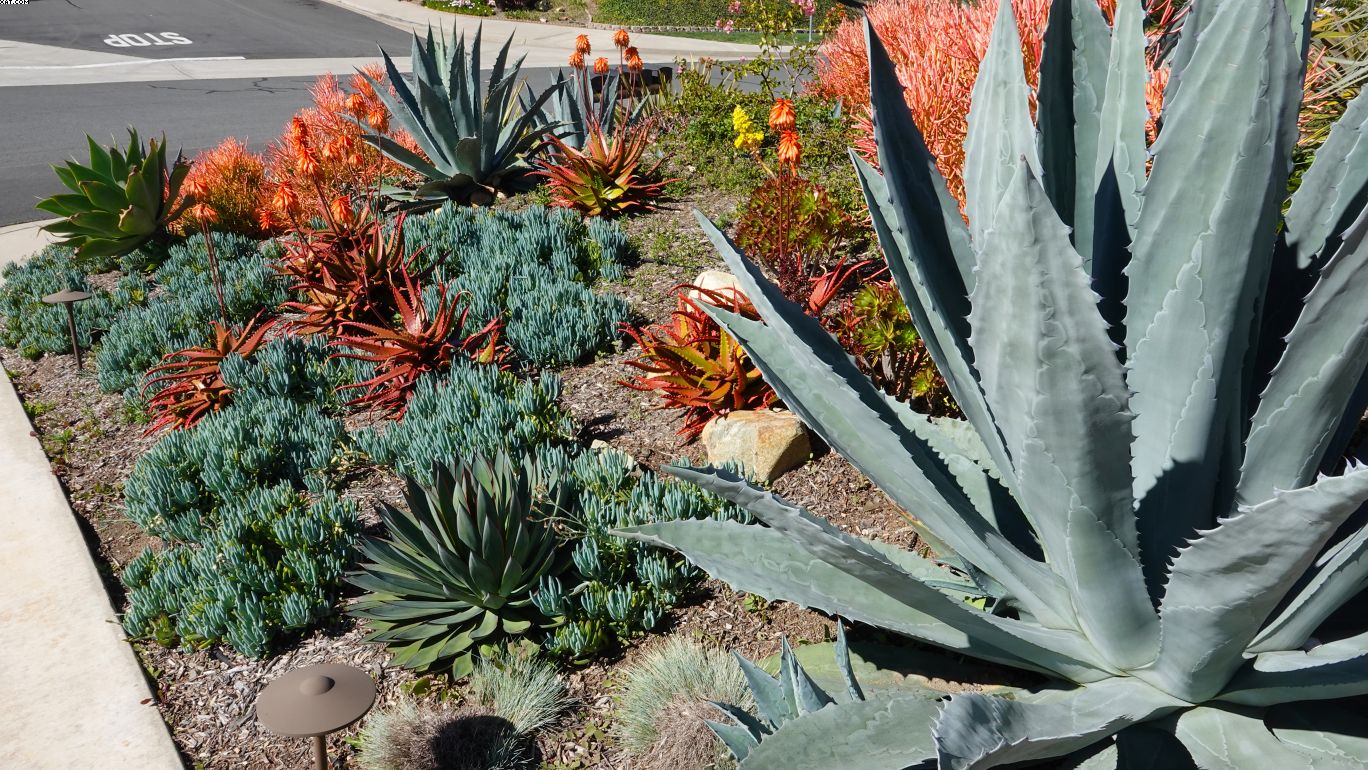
[40,288,91,370]
[256,663,375,770]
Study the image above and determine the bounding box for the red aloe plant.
[279,209,424,336]
[620,286,776,441]
[536,122,677,218]
[334,267,505,417]
[141,315,277,435]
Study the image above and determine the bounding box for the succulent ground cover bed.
[0,222,911,768]
[10,2,1368,769]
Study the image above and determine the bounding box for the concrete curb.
[0,218,58,275]
[0,362,184,769]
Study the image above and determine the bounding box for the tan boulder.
[701,409,811,482]
[686,270,745,304]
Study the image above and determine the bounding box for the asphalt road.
[2,0,412,59]
[0,0,418,226]
[0,67,569,227]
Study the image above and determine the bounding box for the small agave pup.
[619,0,1368,767]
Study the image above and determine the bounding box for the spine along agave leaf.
[355,24,562,207]
[38,129,192,258]
[348,453,571,678]
[616,0,1368,767]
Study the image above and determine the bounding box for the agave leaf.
[1249,506,1368,653]
[932,679,1183,770]
[620,519,1096,678]
[706,718,760,761]
[1217,631,1368,707]
[1284,89,1368,270]
[415,74,463,161]
[76,237,139,258]
[1125,0,1300,592]
[117,204,155,236]
[833,624,865,702]
[123,172,156,223]
[738,652,795,726]
[1090,0,1147,240]
[967,164,1156,668]
[695,212,1075,627]
[365,50,448,169]
[1035,0,1111,257]
[1149,463,1368,702]
[1175,706,1361,769]
[962,0,1042,245]
[863,21,975,292]
[1267,701,1368,763]
[354,127,446,181]
[1239,206,1368,505]
[851,155,1016,497]
[638,495,1109,681]
[740,692,941,770]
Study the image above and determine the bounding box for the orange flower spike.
[569,51,586,69]
[289,115,310,147]
[347,150,365,169]
[614,29,630,49]
[366,107,389,133]
[329,195,355,226]
[624,47,643,72]
[575,34,591,55]
[768,98,797,132]
[320,137,343,162]
[777,130,802,170]
[593,56,610,75]
[272,181,300,214]
[344,92,367,115]
[295,148,322,182]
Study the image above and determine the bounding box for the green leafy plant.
[37,129,191,260]
[621,1,1368,766]
[834,281,955,412]
[348,453,571,677]
[734,174,860,298]
[359,25,561,206]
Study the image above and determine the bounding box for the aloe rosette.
[618,0,1368,767]
[37,129,191,258]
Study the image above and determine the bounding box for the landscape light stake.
[256,663,376,770]
[40,288,92,370]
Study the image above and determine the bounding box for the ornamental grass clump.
[621,0,1368,765]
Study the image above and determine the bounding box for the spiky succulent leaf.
[357,24,559,204]
[348,453,568,673]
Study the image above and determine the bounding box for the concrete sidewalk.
[0,219,57,274]
[315,0,760,64]
[0,360,183,767]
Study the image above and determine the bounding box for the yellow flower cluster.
[732,105,764,153]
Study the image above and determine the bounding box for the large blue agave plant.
[620,0,1368,767]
